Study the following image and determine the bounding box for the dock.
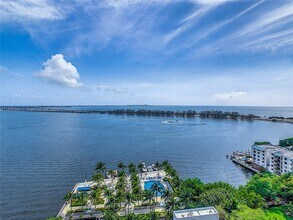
[232,158,260,173]
[230,150,264,173]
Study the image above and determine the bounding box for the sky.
[0,0,293,106]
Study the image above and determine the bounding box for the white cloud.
[164,5,216,44]
[213,91,246,100]
[274,73,290,81]
[102,0,235,8]
[187,0,264,48]
[95,85,127,94]
[191,0,236,5]
[0,0,66,23]
[37,54,83,88]
[0,65,7,73]
[138,83,154,87]
[237,2,293,38]
[1,0,292,59]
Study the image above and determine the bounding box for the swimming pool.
[77,186,91,191]
[144,180,164,196]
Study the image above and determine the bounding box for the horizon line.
[1,104,293,108]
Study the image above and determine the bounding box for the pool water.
[144,180,164,196]
[77,186,91,192]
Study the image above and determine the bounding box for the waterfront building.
[252,144,293,174]
[267,148,293,174]
[173,207,219,220]
[252,144,275,168]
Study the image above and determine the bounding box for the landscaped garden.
[49,161,292,220]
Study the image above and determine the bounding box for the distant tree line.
[3,107,293,123]
[254,142,272,145]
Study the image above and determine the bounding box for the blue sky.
[0,0,293,106]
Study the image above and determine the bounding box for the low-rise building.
[267,148,293,174]
[173,206,219,220]
[251,144,293,174]
[252,144,275,168]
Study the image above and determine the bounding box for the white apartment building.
[267,148,293,174]
[173,207,219,220]
[252,144,276,168]
[252,144,293,174]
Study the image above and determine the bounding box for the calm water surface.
[1,106,293,219]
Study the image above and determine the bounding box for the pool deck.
[57,170,168,218]
[140,170,168,197]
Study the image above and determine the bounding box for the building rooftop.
[252,144,293,158]
[173,206,218,219]
[252,145,275,151]
[271,148,293,158]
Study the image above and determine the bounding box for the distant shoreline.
[1,106,293,124]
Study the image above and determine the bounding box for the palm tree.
[162,160,169,168]
[118,162,127,171]
[108,169,116,178]
[143,189,154,212]
[93,173,104,185]
[105,195,120,213]
[131,193,141,207]
[115,190,125,209]
[137,163,144,176]
[102,209,119,220]
[103,188,114,198]
[151,183,163,203]
[178,188,194,208]
[125,192,135,215]
[124,213,137,220]
[164,197,176,216]
[149,211,159,220]
[90,189,100,210]
[161,189,172,201]
[63,192,73,210]
[118,170,126,179]
[155,161,160,170]
[155,161,161,176]
[96,162,106,175]
[77,192,87,210]
[128,162,136,174]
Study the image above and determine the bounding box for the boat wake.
[161,120,206,126]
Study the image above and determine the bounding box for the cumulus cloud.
[37,54,83,88]
[213,91,246,100]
